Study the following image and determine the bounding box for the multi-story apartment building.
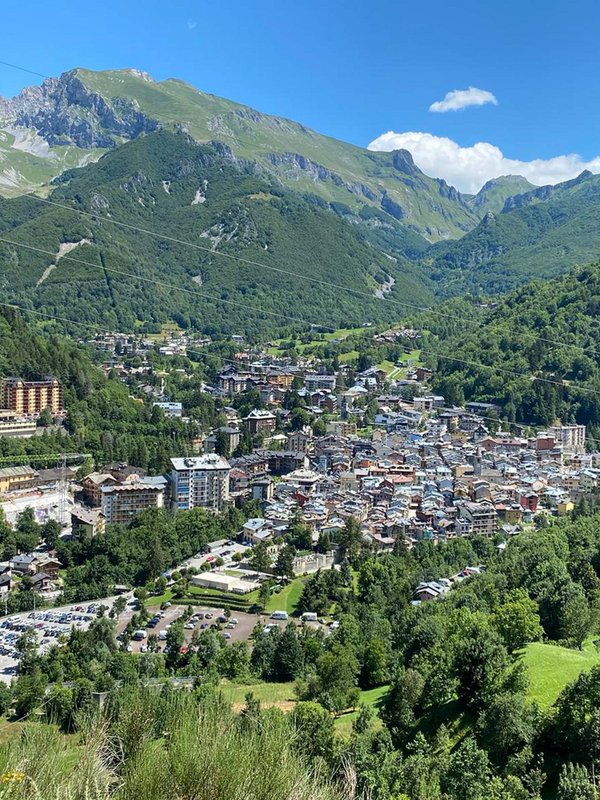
[1,377,63,415]
[548,424,586,454]
[245,409,277,435]
[457,500,498,538]
[101,478,167,525]
[170,454,231,512]
[304,373,336,393]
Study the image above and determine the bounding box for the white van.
[301,612,318,622]
[270,610,288,621]
[132,629,147,641]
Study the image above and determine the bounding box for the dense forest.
[0,129,432,339]
[423,263,600,432]
[425,170,600,297]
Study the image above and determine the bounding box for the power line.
[0,237,321,329]
[5,297,600,448]
[416,346,600,395]
[22,194,443,321]
[0,59,49,81]
[1,258,600,403]
[1,56,599,362]
[20,194,600,360]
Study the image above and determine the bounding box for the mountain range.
[0,67,599,335]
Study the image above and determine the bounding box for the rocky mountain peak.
[0,69,159,148]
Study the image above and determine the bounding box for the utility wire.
[19,195,600,359]
[0,59,49,80]
[1,242,600,401]
[21,195,443,321]
[0,237,318,328]
[0,59,599,382]
[0,50,596,358]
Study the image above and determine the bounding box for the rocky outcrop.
[0,70,158,148]
[265,152,379,202]
[381,192,407,220]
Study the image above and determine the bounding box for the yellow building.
[557,500,574,516]
[0,465,38,493]
[1,377,63,415]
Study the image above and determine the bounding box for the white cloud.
[367,130,600,194]
[429,86,498,113]
[187,19,197,30]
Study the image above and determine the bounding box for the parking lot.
[0,592,332,683]
[116,601,286,654]
[0,595,123,683]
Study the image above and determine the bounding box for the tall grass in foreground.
[0,688,343,800]
[0,723,112,799]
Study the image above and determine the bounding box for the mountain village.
[0,323,594,624]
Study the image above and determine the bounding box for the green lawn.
[520,639,600,708]
[266,326,373,357]
[266,577,307,615]
[376,359,397,376]
[333,684,389,738]
[376,349,423,381]
[146,589,174,608]
[220,679,389,737]
[220,679,297,709]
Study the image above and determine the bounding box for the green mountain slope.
[427,262,600,429]
[424,170,600,296]
[0,129,433,337]
[465,174,536,214]
[0,68,479,241]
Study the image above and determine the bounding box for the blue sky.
[2,0,599,192]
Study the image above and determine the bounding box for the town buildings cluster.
[0,327,597,601]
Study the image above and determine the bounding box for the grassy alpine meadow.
[520,638,600,708]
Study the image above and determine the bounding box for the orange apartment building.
[1,377,63,415]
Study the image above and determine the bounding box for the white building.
[170,454,231,512]
[153,401,183,418]
[548,424,586,454]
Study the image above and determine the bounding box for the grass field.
[147,589,174,607]
[220,679,388,737]
[220,679,298,712]
[520,639,600,708]
[147,576,307,616]
[266,326,374,357]
[266,577,307,615]
[333,684,389,738]
[376,349,422,381]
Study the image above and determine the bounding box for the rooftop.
[171,454,231,471]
